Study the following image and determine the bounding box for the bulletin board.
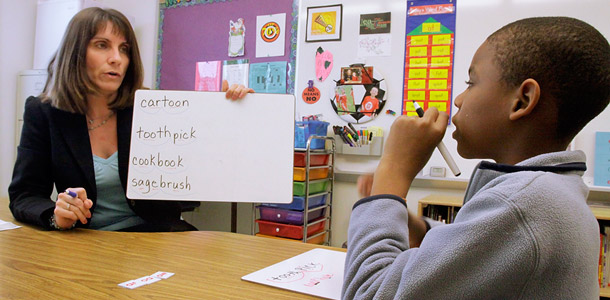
[156,0,299,94]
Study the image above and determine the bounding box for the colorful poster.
[222,59,249,89]
[228,18,246,57]
[249,61,287,94]
[256,13,286,58]
[594,132,610,186]
[359,12,391,34]
[402,0,456,120]
[194,61,221,91]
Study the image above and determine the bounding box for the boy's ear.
[509,78,540,121]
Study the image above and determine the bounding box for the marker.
[347,123,358,136]
[412,101,461,176]
[344,126,358,141]
[65,189,77,198]
[333,126,352,146]
[346,133,358,147]
[340,128,354,147]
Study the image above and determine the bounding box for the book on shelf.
[423,204,461,224]
[598,222,610,287]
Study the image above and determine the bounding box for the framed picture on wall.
[306,4,342,42]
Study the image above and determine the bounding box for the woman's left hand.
[222,80,254,101]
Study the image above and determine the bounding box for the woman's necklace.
[87,111,115,131]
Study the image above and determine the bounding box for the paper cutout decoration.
[229,18,246,57]
[302,80,321,104]
[194,61,221,91]
[330,65,387,124]
[315,47,333,81]
[256,13,286,58]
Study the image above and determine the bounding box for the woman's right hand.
[54,188,93,229]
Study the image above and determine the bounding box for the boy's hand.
[357,174,374,197]
[358,172,428,247]
[222,80,254,101]
[371,107,448,198]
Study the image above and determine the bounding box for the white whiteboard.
[126,90,295,203]
[295,0,610,181]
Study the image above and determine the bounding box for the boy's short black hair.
[486,17,610,140]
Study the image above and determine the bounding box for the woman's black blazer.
[9,97,182,229]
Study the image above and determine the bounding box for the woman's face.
[86,21,130,98]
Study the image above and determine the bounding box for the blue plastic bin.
[294,121,329,149]
[257,205,326,225]
[261,194,327,211]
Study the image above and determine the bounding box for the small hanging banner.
[302,80,321,104]
[402,0,457,121]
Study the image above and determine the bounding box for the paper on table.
[0,219,21,231]
[242,248,346,300]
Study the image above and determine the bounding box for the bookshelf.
[592,205,610,297]
[418,195,610,297]
[417,195,463,224]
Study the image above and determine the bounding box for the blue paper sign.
[594,132,610,186]
[249,61,287,94]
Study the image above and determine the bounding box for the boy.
[343,17,610,299]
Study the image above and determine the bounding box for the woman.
[8,7,251,231]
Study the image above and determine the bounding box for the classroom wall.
[0,0,38,199]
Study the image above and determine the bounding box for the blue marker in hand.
[65,189,77,198]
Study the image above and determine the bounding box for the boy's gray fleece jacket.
[343,151,600,299]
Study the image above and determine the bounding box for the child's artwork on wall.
[229,18,246,57]
[402,0,457,120]
[315,47,333,82]
[194,61,221,91]
[242,248,346,300]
